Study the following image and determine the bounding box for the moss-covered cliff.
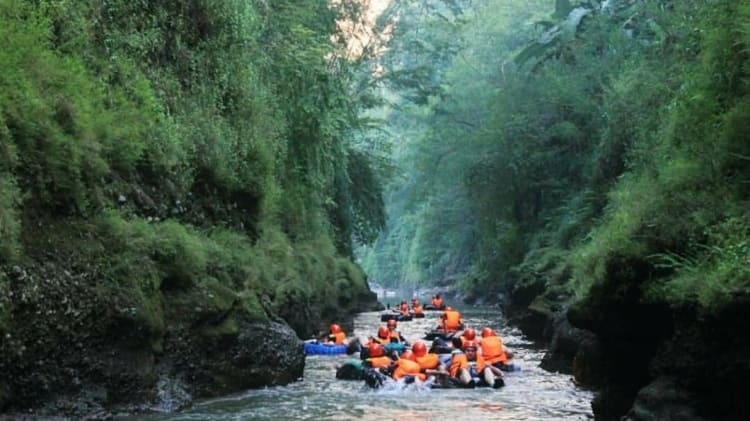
[0,0,382,416]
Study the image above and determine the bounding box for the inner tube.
[336,360,364,380]
[423,304,446,311]
[304,342,347,355]
[411,313,425,318]
[423,330,455,341]
[362,369,505,389]
[380,313,413,322]
[363,367,390,389]
[383,342,406,354]
[492,362,521,372]
[429,377,505,389]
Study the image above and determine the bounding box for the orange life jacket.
[330,332,346,344]
[480,336,507,364]
[367,356,393,368]
[432,297,444,307]
[449,352,468,378]
[415,353,439,370]
[393,359,425,381]
[442,310,461,332]
[468,354,487,373]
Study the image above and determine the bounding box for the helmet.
[464,340,478,350]
[329,323,342,334]
[400,350,417,361]
[387,319,397,328]
[463,328,476,340]
[412,341,427,357]
[377,326,389,339]
[369,343,384,357]
[481,327,495,338]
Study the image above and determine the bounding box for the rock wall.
[507,286,750,420]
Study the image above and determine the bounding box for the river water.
[148,307,593,420]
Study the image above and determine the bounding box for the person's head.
[436,294,441,299]
[412,341,427,357]
[387,319,397,330]
[400,350,416,362]
[445,306,453,311]
[481,327,495,338]
[369,343,384,358]
[463,328,476,340]
[329,323,342,334]
[377,326,389,339]
[464,340,478,358]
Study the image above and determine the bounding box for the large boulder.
[189,320,305,396]
[626,377,708,421]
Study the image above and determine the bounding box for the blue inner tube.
[383,342,406,353]
[304,342,348,355]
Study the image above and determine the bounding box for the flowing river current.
[146,307,593,420]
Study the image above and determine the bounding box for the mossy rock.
[107,286,166,349]
[200,315,240,340]
[162,277,239,329]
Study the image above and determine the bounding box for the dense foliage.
[0,0,385,407]
[358,0,750,313]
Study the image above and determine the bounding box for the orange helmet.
[369,343,384,357]
[377,326,389,339]
[412,341,427,357]
[387,319,397,329]
[329,323,342,334]
[463,340,478,350]
[463,328,476,340]
[400,350,417,361]
[481,327,495,338]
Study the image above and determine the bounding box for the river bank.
[0,219,381,418]
[503,287,750,420]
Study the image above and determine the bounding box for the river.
[146,307,593,420]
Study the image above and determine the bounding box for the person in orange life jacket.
[398,301,410,316]
[386,319,408,344]
[449,340,503,386]
[324,323,346,344]
[479,327,514,367]
[363,343,394,369]
[411,341,439,374]
[431,294,444,308]
[440,306,463,333]
[392,350,425,381]
[411,299,424,316]
[370,326,392,345]
[459,327,477,347]
[425,336,465,385]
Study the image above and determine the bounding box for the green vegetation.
[0,0,385,399]
[357,0,750,314]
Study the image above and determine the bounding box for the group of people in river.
[323,298,516,389]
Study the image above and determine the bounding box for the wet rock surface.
[506,276,750,420]
[0,257,376,418]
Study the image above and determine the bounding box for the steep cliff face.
[507,263,750,420]
[0,221,378,417]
